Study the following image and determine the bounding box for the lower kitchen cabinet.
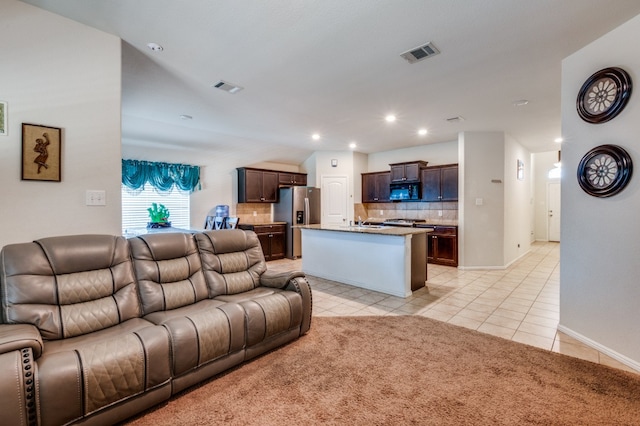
[239,223,286,261]
[427,226,458,266]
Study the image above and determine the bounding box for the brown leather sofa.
[0,229,312,426]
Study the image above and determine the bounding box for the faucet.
[358,216,364,227]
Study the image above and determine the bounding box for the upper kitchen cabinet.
[422,164,458,202]
[237,168,279,203]
[278,172,307,186]
[389,161,428,183]
[362,171,391,203]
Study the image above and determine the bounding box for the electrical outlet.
[379,210,383,216]
[253,211,257,216]
[438,210,443,217]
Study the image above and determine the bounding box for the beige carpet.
[126,316,640,425]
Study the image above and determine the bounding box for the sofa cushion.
[37,318,171,426]
[129,233,209,315]
[0,235,141,340]
[196,230,267,297]
[146,300,246,376]
[216,288,303,347]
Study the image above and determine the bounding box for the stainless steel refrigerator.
[274,186,321,259]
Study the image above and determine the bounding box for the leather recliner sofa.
[0,229,312,426]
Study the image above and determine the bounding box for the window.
[548,167,561,179]
[122,185,190,235]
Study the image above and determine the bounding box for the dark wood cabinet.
[239,223,286,260]
[389,161,428,182]
[421,164,458,202]
[278,172,307,186]
[237,168,279,203]
[426,226,458,266]
[362,171,391,202]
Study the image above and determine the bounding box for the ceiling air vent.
[446,116,465,123]
[212,80,244,94]
[400,42,440,64]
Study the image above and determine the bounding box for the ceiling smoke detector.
[212,80,244,94]
[400,42,440,64]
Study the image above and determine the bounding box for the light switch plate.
[475,198,483,206]
[86,190,106,206]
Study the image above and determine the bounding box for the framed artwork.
[0,101,7,136]
[517,159,524,181]
[577,144,632,198]
[576,67,632,124]
[22,123,62,182]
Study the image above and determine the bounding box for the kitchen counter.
[297,223,430,236]
[299,225,430,297]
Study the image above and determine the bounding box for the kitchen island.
[299,224,431,297]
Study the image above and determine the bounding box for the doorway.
[548,182,561,242]
[321,175,349,226]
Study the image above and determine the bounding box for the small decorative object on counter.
[147,203,171,228]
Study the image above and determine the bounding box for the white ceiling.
[20,0,640,165]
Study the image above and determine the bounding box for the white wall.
[0,2,122,248]
[367,141,458,172]
[560,13,640,368]
[458,132,505,268]
[533,151,561,241]
[503,135,532,264]
[352,152,368,204]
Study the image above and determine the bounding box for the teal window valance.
[122,159,201,193]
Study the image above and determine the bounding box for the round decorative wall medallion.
[576,67,632,124]
[577,144,632,197]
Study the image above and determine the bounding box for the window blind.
[121,185,190,236]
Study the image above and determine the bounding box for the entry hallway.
[269,242,637,374]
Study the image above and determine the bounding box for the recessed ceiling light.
[385,114,396,123]
[349,142,357,149]
[146,42,164,52]
[180,115,192,120]
[418,128,428,136]
[513,99,529,107]
[554,137,563,143]
[311,133,321,141]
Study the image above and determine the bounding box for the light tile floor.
[268,242,638,374]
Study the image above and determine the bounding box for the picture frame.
[517,159,524,181]
[0,101,7,136]
[22,123,62,182]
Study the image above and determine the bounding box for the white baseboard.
[557,324,640,373]
[458,248,531,271]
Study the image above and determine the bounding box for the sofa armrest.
[0,346,39,426]
[259,270,306,289]
[0,324,44,359]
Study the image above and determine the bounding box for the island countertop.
[299,224,429,297]
[296,224,431,236]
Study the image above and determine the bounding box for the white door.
[321,175,349,226]
[548,182,561,242]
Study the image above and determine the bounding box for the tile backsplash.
[236,203,272,224]
[236,201,458,226]
[358,202,458,225]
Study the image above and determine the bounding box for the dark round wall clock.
[577,144,632,197]
[576,67,632,124]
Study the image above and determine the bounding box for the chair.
[204,216,226,230]
[204,215,215,230]
[225,217,239,229]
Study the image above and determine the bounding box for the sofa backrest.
[0,235,141,340]
[195,229,267,297]
[129,232,209,315]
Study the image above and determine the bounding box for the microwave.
[389,182,421,201]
